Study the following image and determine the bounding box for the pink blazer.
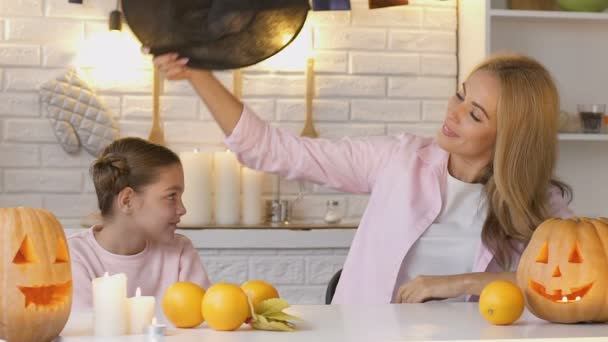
[226,107,573,305]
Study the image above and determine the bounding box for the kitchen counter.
[59,303,608,341]
[64,222,358,249]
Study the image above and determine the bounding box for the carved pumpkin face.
[517,217,608,323]
[0,207,72,342]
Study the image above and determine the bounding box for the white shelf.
[491,9,608,20]
[558,133,608,141]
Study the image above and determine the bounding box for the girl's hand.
[396,275,465,303]
[146,50,192,80]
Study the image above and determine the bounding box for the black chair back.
[324,269,342,304]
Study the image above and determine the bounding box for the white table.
[57,303,608,342]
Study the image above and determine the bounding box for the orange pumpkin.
[517,217,608,323]
[0,207,72,342]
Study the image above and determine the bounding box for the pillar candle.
[92,272,128,336]
[214,150,240,225]
[179,150,213,227]
[241,167,263,225]
[127,287,155,335]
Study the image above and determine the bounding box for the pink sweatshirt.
[68,226,211,321]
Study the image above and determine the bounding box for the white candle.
[214,150,240,225]
[127,287,156,335]
[179,150,213,227]
[241,167,263,225]
[92,272,128,336]
[145,317,166,341]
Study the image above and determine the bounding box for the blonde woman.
[153,53,572,304]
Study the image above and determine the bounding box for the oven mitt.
[39,69,119,157]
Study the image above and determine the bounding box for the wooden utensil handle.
[301,57,318,138]
[233,69,242,99]
[153,68,161,122]
[306,58,314,120]
[148,67,166,146]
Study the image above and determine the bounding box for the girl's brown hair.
[90,137,181,217]
[474,54,572,269]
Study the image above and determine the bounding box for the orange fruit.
[241,280,280,311]
[162,282,206,328]
[202,282,250,331]
[479,280,525,325]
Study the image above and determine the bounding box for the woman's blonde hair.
[474,54,572,269]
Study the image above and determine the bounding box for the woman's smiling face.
[436,70,499,162]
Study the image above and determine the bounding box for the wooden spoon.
[148,67,165,145]
[233,69,242,99]
[296,58,317,207]
[301,57,318,138]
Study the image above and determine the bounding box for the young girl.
[69,137,212,317]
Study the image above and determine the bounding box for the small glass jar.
[324,200,343,224]
[266,199,290,223]
[578,104,606,134]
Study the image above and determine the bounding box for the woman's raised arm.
[153,53,243,135]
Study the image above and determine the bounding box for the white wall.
[0,0,457,304]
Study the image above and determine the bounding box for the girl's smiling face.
[130,163,187,243]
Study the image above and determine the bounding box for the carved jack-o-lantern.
[0,207,72,342]
[517,217,608,323]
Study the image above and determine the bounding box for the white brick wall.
[0,44,40,66]
[0,93,40,116]
[0,0,43,17]
[0,0,456,304]
[200,248,347,305]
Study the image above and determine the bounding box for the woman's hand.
[396,275,464,303]
[142,47,242,135]
[152,53,192,80]
[396,272,517,303]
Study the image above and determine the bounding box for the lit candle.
[92,272,128,336]
[179,149,213,227]
[127,287,156,335]
[145,317,166,341]
[214,150,240,225]
[241,167,263,225]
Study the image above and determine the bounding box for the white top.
[59,303,608,341]
[392,172,486,302]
